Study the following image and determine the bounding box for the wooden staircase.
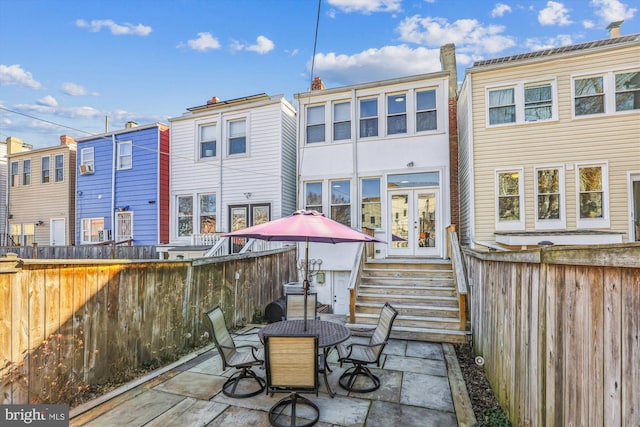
[348,258,470,344]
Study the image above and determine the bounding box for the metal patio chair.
[336,302,398,392]
[203,306,265,398]
[264,334,320,427]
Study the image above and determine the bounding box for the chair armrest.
[235,343,263,361]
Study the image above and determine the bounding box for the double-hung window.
[615,71,640,111]
[577,163,609,228]
[574,76,604,116]
[306,105,325,143]
[55,154,64,182]
[228,120,246,155]
[199,193,216,233]
[10,161,18,187]
[117,141,132,170]
[489,82,555,125]
[22,160,31,185]
[80,147,95,174]
[488,88,516,124]
[359,98,378,138]
[42,157,50,183]
[177,195,193,237]
[331,180,351,226]
[496,169,524,230]
[416,89,437,131]
[535,167,565,229]
[305,182,323,213]
[387,93,407,135]
[525,84,553,121]
[200,124,216,158]
[361,178,381,229]
[333,102,351,141]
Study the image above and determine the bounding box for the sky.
[1,0,638,149]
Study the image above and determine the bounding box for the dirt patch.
[454,343,512,426]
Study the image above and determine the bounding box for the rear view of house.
[75,122,170,245]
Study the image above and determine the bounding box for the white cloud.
[326,0,402,14]
[524,34,574,51]
[591,0,637,23]
[0,64,42,89]
[233,35,275,54]
[179,32,221,51]
[583,20,595,28]
[538,1,573,26]
[492,3,512,17]
[397,16,516,56]
[61,82,99,96]
[37,95,58,107]
[76,19,152,36]
[13,102,102,119]
[312,45,442,84]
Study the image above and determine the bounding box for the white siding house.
[458,30,640,249]
[168,93,297,249]
[295,64,457,312]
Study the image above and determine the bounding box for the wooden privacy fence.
[0,248,296,405]
[0,245,160,260]
[464,244,640,427]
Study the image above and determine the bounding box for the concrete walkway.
[70,320,475,426]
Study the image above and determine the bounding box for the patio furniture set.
[203,299,399,427]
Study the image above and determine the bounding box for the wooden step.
[354,301,460,318]
[357,292,459,307]
[346,322,470,344]
[362,267,453,278]
[360,276,454,286]
[359,283,456,297]
[353,312,461,330]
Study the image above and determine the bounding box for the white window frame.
[359,97,378,138]
[304,181,323,213]
[117,140,132,170]
[534,165,566,230]
[486,79,558,127]
[332,101,351,142]
[81,217,105,244]
[330,179,351,226]
[177,195,194,238]
[576,162,610,229]
[615,70,640,112]
[386,93,407,135]
[361,177,382,230]
[41,156,50,184]
[572,68,640,118]
[495,167,525,231]
[80,147,95,173]
[115,211,133,242]
[227,119,247,156]
[306,105,326,144]
[54,154,64,182]
[199,193,217,233]
[22,159,31,186]
[416,88,438,132]
[199,123,217,159]
[10,161,18,187]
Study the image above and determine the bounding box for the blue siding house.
[75,122,170,245]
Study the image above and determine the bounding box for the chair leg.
[269,393,320,427]
[222,367,266,398]
[338,363,381,393]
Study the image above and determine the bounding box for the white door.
[632,173,640,242]
[389,189,439,256]
[51,219,65,246]
[332,271,350,315]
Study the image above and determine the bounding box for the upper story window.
[228,120,246,155]
[574,76,604,116]
[305,182,323,213]
[177,195,193,237]
[41,157,50,183]
[387,93,407,135]
[615,71,640,111]
[10,161,18,187]
[200,124,217,158]
[199,193,216,233]
[577,163,609,228]
[55,154,64,182]
[416,89,437,131]
[306,105,325,143]
[359,98,378,138]
[22,160,31,185]
[80,147,94,174]
[488,81,556,125]
[117,141,132,170]
[331,180,351,226]
[361,178,381,229]
[495,169,524,230]
[333,102,351,141]
[536,166,565,229]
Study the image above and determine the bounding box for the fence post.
[0,252,22,273]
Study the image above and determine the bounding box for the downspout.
[219,113,224,231]
[111,135,116,238]
[351,88,359,228]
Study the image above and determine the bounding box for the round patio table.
[259,319,351,397]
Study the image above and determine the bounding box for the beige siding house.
[7,135,76,246]
[458,30,640,248]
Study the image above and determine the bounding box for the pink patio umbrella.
[223,210,385,330]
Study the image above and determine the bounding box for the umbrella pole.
[304,238,309,331]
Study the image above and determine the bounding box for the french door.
[389,189,439,256]
[229,204,271,253]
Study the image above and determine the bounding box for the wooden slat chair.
[336,302,399,393]
[203,306,265,398]
[264,335,320,427]
[285,293,318,321]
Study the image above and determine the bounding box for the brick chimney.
[207,96,220,105]
[440,43,460,231]
[311,77,325,91]
[607,21,623,38]
[60,135,75,145]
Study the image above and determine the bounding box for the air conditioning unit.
[98,229,112,242]
[79,164,94,175]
